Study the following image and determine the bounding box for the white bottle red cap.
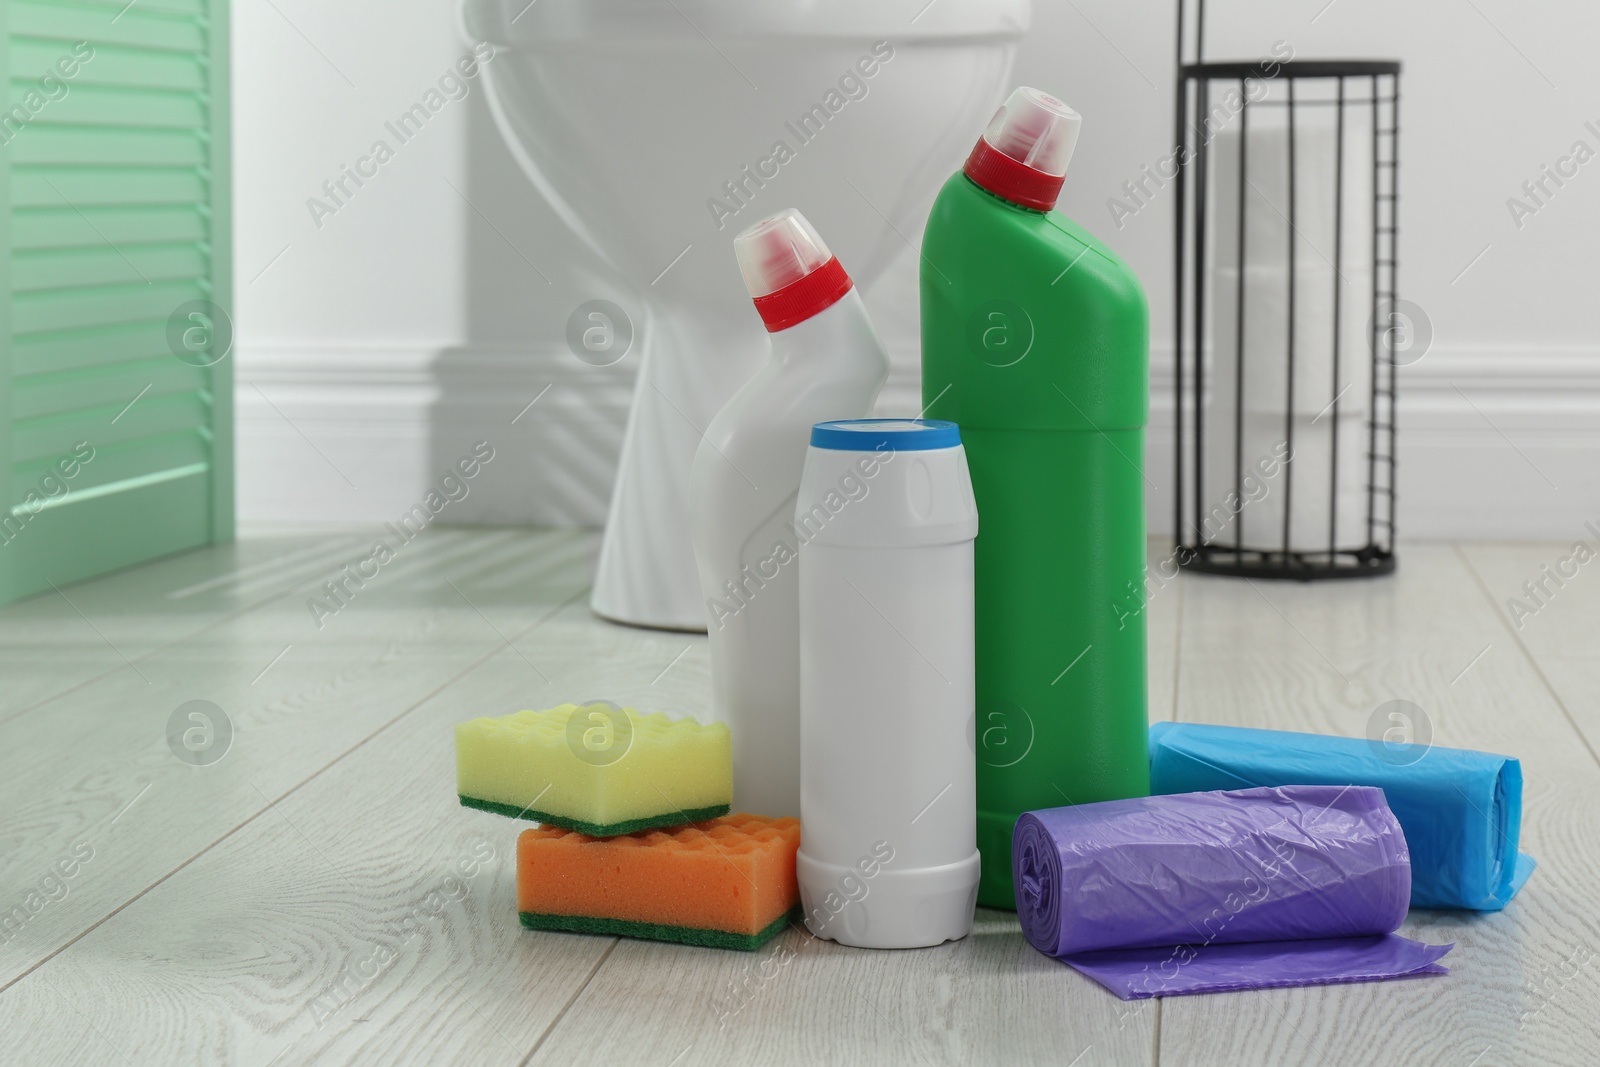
[963,87,1082,212]
[735,208,853,332]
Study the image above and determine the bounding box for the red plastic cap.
[736,209,854,332]
[750,257,851,332]
[963,87,1082,212]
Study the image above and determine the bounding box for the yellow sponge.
[455,703,732,835]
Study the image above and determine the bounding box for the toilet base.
[589,310,761,633]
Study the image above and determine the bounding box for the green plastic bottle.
[921,87,1150,910]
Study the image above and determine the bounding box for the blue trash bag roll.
[1148,721,1535,910]
[1013,786,1452,999]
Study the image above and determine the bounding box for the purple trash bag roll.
[1013,786,1453,999]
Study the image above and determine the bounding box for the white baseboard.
[1147,347,1600,542]
[237,343,1600,540]
[237,343,632,528]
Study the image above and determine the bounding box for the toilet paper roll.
[1199,409,1370,553]
[1212,264,1374,418]
[1211,106,1374,277]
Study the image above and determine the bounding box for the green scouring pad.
[519,909,795,952]
[458,795,729,837]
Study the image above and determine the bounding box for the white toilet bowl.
[462,0,1029,630]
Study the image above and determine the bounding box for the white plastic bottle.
[689,209,890,819]
[796,419,980,949]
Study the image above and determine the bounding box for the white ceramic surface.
[462,0,1029,629]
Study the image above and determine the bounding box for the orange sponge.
[517,814,801,950]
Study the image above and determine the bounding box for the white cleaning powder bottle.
[689,209,889,819]
[796,419,980,948]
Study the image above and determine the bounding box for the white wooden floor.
[1,527,1597,1066]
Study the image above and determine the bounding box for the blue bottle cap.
[809,419,962,453]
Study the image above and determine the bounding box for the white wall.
[235,0,1600,540]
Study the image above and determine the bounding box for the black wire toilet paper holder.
[1171,0,1402,580]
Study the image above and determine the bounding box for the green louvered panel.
[13,84,207,128]
[12,319,173,375]
[11,164,206,205]
[1,0,231,605]
[12,357,207,417]
[10,39,207,91]
[13,278,208,334]
[7,125,207,166]
[15,241,207,288]
[9,1,206,49]
[13,389,211,462]
[13,427,206,493]
[16,0,209,21]
[11,204,208,248]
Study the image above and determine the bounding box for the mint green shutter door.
[2,0,232,605]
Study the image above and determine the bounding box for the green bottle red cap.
[963,87,1082,212]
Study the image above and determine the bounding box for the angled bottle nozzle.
[964,87,1083,211]
[734,208,853,332]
